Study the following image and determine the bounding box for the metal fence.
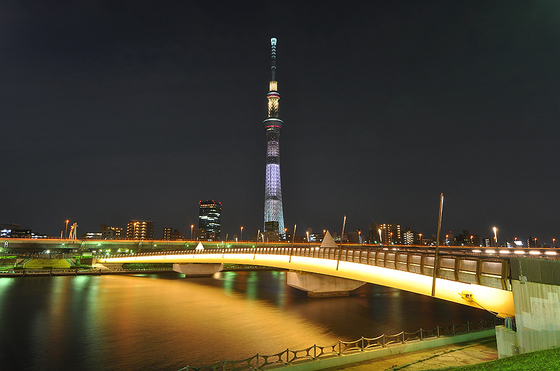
[177,319,498,371]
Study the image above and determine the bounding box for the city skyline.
[2,2,559,243]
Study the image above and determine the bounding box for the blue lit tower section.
[263,37,285,237]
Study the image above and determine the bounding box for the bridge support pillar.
[287,271,365,297]
[496,257,560,358]
[93,259,123,270]
[173,263,223,277]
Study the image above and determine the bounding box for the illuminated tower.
[263,37,285,238]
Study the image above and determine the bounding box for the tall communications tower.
[263,37,285,239]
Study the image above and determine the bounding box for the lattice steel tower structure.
[263,37,285,237]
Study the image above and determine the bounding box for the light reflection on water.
[0,271,494,370]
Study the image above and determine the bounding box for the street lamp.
[378,228,382,244]
[240,226,244,242]
[306,231,310,243]
[553,238,556,248]
[418,233,422,246]
[65,220,69,239]
[493,227,498,246]
[190,224,194,240]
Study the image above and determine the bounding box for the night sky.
[2,1,559,243]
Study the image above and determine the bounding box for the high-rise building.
[369,223,402,245]
[199,200,221,240]
[126,220,154,240]
[263,37,285,239]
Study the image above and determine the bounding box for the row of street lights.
[64,219,555,247]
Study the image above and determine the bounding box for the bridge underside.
[98,252,514,317]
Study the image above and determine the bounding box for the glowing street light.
[378,228,382,244]
[553,238,556,248]
[493,227,498,246]
[190,224,194,240]
[240,226,244,242]
[65,220,69,239]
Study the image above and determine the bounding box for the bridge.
[95,243,531,317]
[5,236,560,358]
[95,242,560,358]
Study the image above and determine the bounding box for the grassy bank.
[437,346,560,370]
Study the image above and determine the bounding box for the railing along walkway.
[177,319,498,371]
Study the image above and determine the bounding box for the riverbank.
[0,263,282,277]
[0,268,174,277]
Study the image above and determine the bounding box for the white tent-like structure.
[320,230,337,248]
[195,242,205,250]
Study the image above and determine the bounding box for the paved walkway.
[320,337,498,371]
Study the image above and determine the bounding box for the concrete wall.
[511,279,560,354]
[497,257,560,357]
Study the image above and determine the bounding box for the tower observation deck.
[263,38,285,238]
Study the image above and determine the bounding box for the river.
[0,270,495,370]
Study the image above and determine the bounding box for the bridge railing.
[177,318,498,371]
[102,246,512,291]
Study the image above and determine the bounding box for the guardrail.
[177,319,498,371]
[103,246,515,291]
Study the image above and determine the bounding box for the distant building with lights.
[126,220,154,240]
[100,225,124,239]
[452,230,481,246]
[348,229,363,244]
[199,200,221,241]
[82,232,102,239]
[369,223,402,245]
[163,227,184,240]
[0,223,32,238]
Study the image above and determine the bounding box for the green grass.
[434,347,560,371]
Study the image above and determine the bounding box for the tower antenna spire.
[270,38,277,81]
[263,37,285,239]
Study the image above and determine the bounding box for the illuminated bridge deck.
[95,245,559,318]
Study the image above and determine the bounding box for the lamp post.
[240,226,244,242]
[553,238,556,248]
[65,220,69,239]
[493,227,498,247]
[418,233,423,246]
[190,224,194,240]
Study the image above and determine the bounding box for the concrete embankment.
[275,329,496,371]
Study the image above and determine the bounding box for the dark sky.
[2,1,559,243]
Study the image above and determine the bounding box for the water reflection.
[0,271,495,371]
